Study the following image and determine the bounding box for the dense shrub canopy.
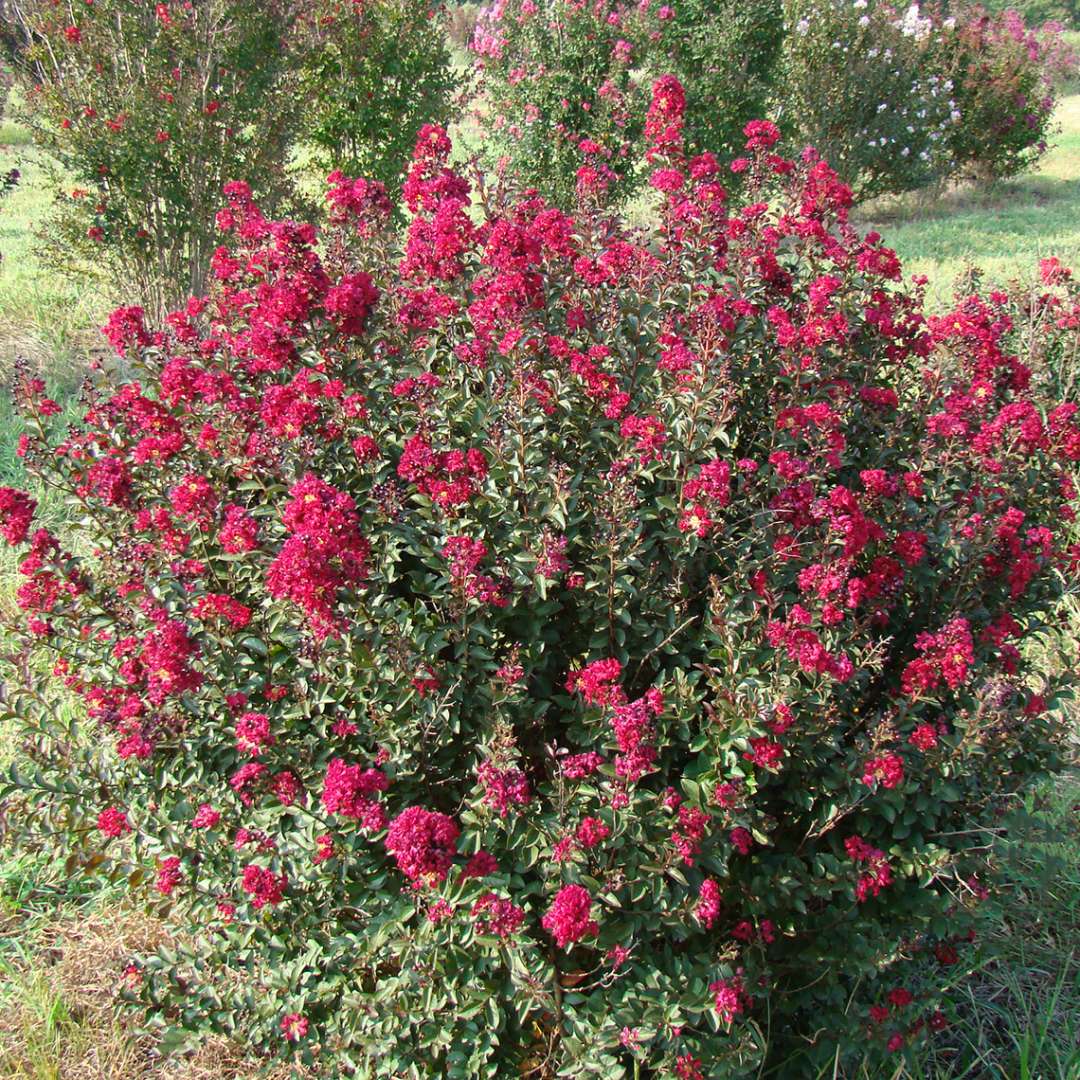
[2,82,1080,1076]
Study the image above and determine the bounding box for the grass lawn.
[0,81,1078,1080]
[0,126,107,374]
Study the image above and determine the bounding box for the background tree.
[293,0,459,204]
[2,0,305,319]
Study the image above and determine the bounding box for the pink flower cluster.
[443,536,509,607]
[242,864,288,908]
[476,760,531,816]
[266,473,370,639]
[710,976,746,1024]
[542,883,598,949]
[845,835,894,902]
[862,753,905,790]
[0,487,37,545]
[902,617,976,696]
[385,806,460,884]
[553,815,611,861]
[694,878,722,928]
[472,893,526,938]
[679,459,731,537]
[97,806,130,837]
[321,758,389,830]
[566,657,625,707]
[398,434,488,509]
[611,690,663,782]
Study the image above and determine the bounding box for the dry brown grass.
[0,904,306,1080]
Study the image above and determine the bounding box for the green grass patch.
[908,770,1080,1079]
[0,143,108,367]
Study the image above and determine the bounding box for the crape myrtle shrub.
[780,0,1072,200]
[293,0,458,204]
[472,0,783,206]
[779,0,960,201]
[2,0,457,315]
[935,6,1072,183]
[2,0,303,320]
[472,0,652,207]
[2,81,1080,1076]
[650,0,784,175]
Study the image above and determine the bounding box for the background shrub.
[778,0,959,200]
[982,0,1079,30]
[647,0,785,166]
[938,7,1069,182]
[779,1,1072,200]
[293,0,458,203]
[474,0,784,206]
[478,0,1068,206]
[2,0,304,319]
[2,80,1080,1080]
[473,0,650,206]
